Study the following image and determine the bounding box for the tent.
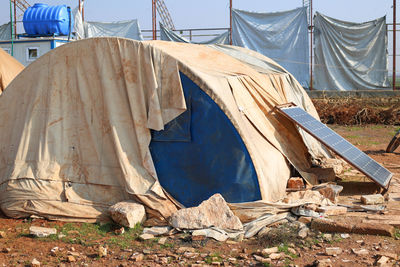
[0,48,24,92]
[0,37,329,222]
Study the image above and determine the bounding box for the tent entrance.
[149,73,261,207]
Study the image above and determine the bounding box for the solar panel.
[276,105,393,189]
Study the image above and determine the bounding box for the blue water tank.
[23,3,73,36]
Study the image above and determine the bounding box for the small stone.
[67,251,79,257]
[325,247,342,256]
[2,248,11,253]
[139,233,154,240]
[211,262,221,266]
[268,253,283,260]
[0,231,6,238]
[31,258,40,267]
[262,247,279,256]
[67,255,76,262]
[130,253,144,262]
[356,240,365,245]
[160,257,169,264]
[317,258,332,267]
[158,237,168,245]
[183,252,198,258]
[29,226,57,237]
[70,247,75,252]
[98,245,107,257]
[142,249,151,254]
[58,233,66,239]
[226,240,237,245]
[177,247,195,253]
[377,256,390,266]
[316,206,347,216]
[143,226,171,236]
[288,248,297,255]
[340,233,350,239]
[323,234,333,242]
[352,248,369,256]
[360,194,384,205]
[298,227,309,238]
[109,201,146,228]
[50,247,58,256]
[114,227,125,235]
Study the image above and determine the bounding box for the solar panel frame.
[275,104,393,189]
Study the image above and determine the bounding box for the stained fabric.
[150,73,261,207]
[314,13,390,91]
[72,7,143,40]
[0,48,24,92]
[0,38,325,222]
[84,20,144,40]
[232,7,310,87]
[160,23,230,45]
[0,23,11,41]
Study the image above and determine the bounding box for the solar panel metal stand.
[274,103,393,190]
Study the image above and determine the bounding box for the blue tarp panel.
[149,73,261,207]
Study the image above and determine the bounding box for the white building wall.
[0,41,51,66]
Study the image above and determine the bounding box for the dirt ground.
[0,124,399,267]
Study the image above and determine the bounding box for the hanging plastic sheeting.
[160,23,230,45]
[71,7,143,40]
[0,23,11,41]
[232,7,310,88]
[84,20,144,40]
[72,7,85,39]
[314,13,390,91]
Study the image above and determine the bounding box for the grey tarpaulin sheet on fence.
[160,23,230,45]
[232,7,309,87]
[72,7,143,40]
[0,23,11,41]
[84,20,144,40]
[314,13,390,91]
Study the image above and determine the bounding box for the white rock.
[29,226,57,237]
[109,201,146,228]
[31,258,40,267]
[268,253,283,260]
[377,256,390,267]
[317,258,332,267]
[360,194,384,205]
[158,237,168,245]
[262,247,279,256]
[192,228,229,242]
[170,194,243,231]
[325,247,342,256]
[143,226,171,236]
[298,227,309,238]
[139,233,154,240]
[98,245,107,257]
[352,248,369,256]
[340,233,350,239]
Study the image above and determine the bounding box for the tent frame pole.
[152,0,157,40]
[310,0,313,90]
[394,0,397,90]
[230,0,232,45]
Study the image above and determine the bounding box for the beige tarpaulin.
[0,38,325,222]
[0,48,24,92]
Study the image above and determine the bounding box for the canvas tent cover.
[0,48,24,92]
[0,38,328,222]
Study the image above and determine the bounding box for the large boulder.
[170,194,243,231]
[109,201,146,228]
